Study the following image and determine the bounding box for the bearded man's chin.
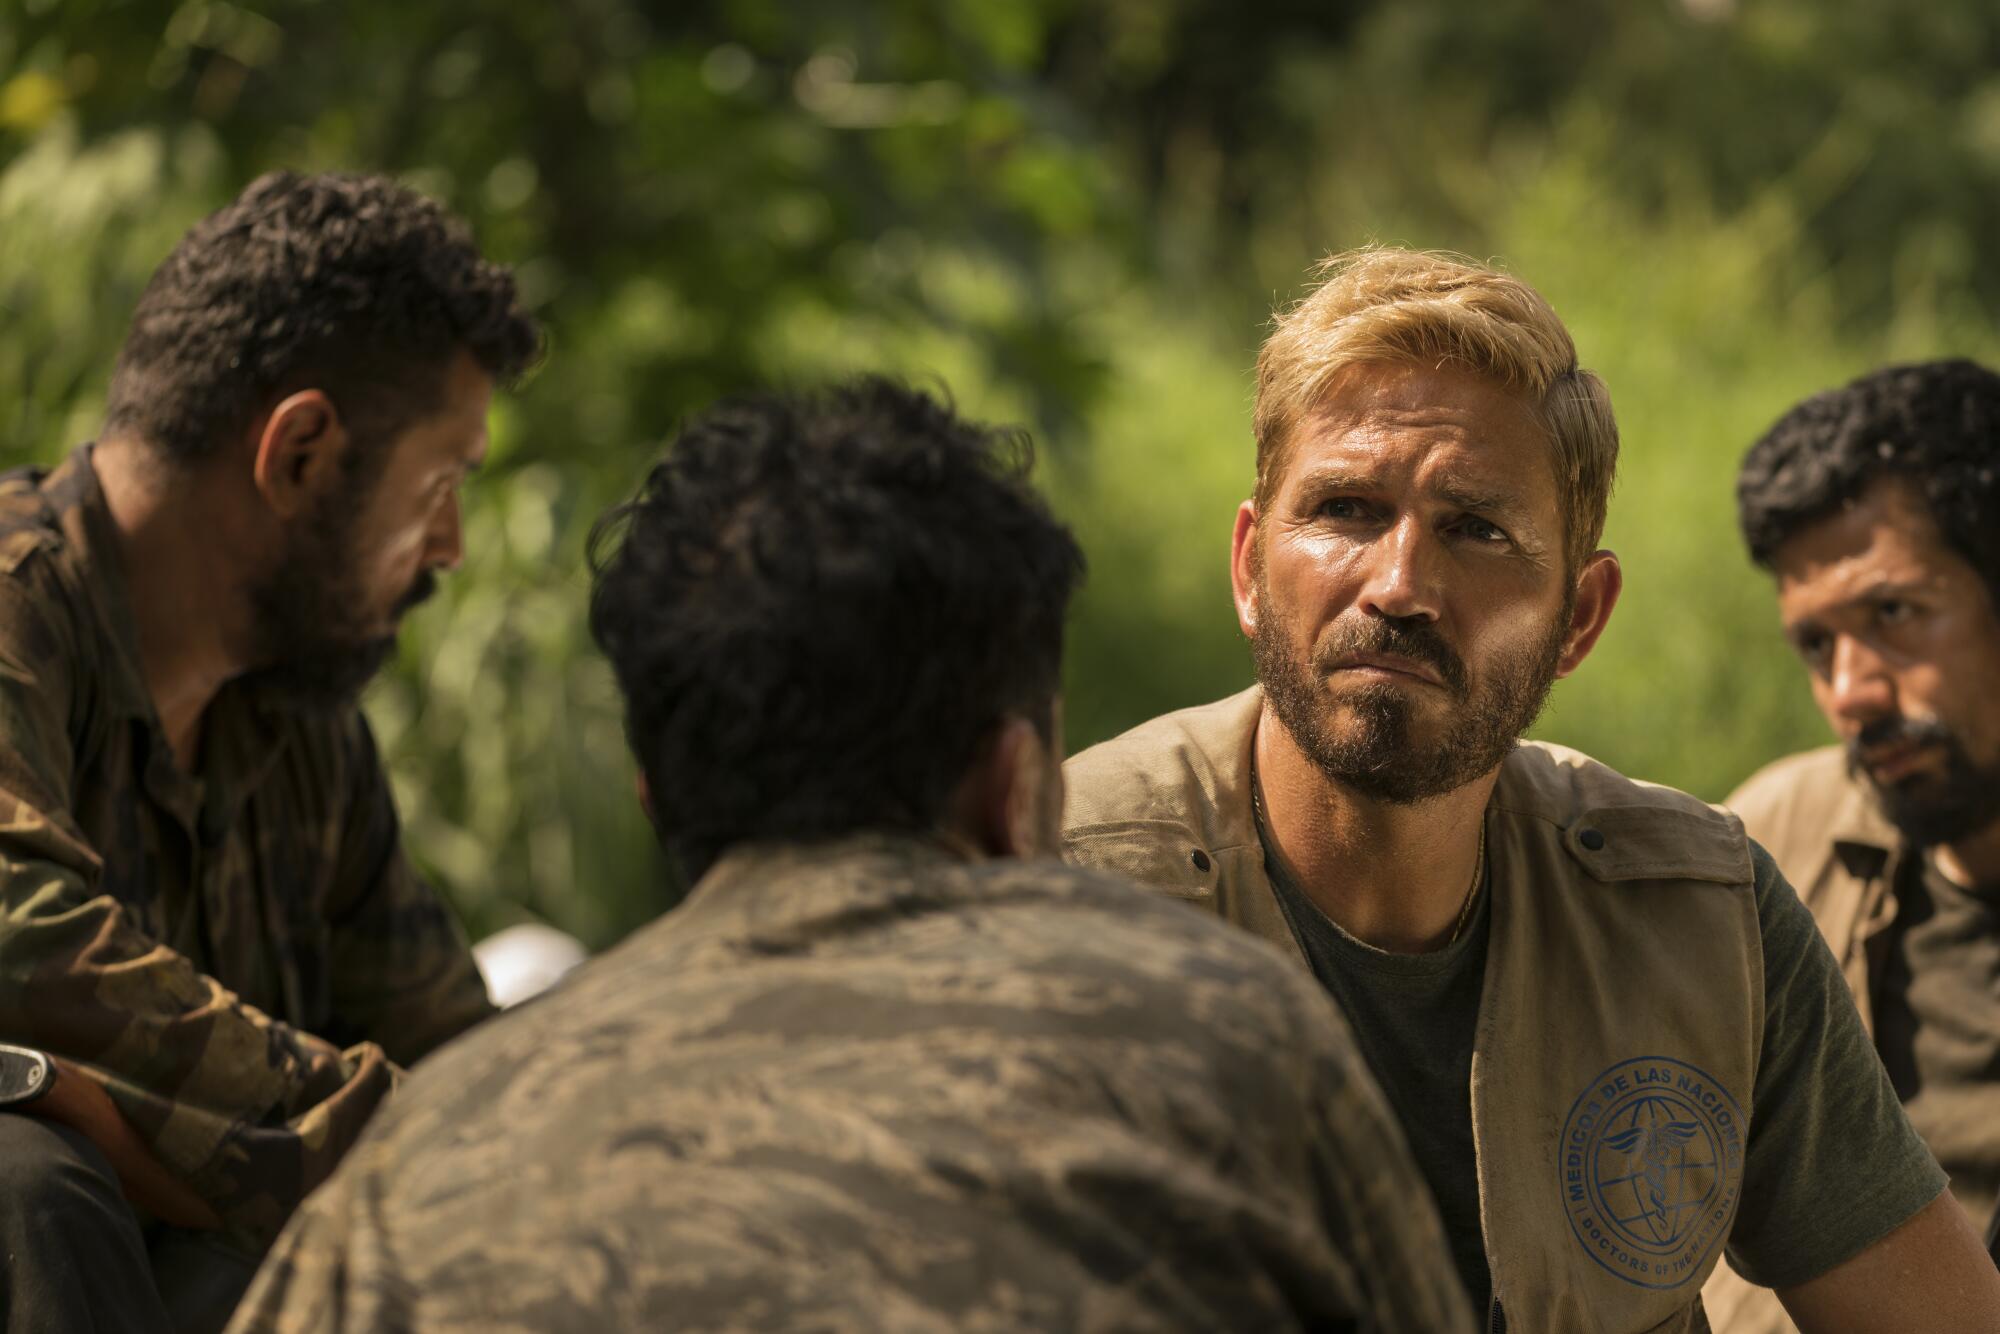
[241,636,400,709]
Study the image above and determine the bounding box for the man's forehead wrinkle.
[1303,399,1504,444]
[1778,543,1942,623]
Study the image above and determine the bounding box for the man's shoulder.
[0,460,100,676]
[1725,745,1884,856]
[1500,740,1739,825]
[723,843,1317,1000]
[386,851,1338,1141]
[1061,687,1261,892]
[1064,687,1261,818]
[972,854,1296,974]
[1729,744,1851,807]
[1498,741,1752,887]
[0,464,62,577]
[0,521,91,731]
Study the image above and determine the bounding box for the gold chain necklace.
[1448,823,1487,946]
[1251,765,1487,947]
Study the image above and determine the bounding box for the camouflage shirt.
[228,834,1473,1333]
[0,449,494,1247]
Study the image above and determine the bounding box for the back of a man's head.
[588,378,1084,881]
[104,169,541,468]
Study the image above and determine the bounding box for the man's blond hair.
[1253,246,1618,573]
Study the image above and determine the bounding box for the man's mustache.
[1847,715,1960,770]
[1312,616,1469,697]
[393,569,439,617]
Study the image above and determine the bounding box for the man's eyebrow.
[1435,479,1534,522]
[1290,465,1541,524]
[1855,576,1930,600]
[1799,575,1932,615]
[1781,575,1940,640]
[1291,465,1381,494]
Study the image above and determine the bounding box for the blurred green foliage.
[4,0,1998,946]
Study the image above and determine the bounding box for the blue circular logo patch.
[1559,1056,1746,1290]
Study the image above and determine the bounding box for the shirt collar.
[43,446,155,725]
[48,446,290,823]
[1821,758,1903,881]
[673,831,985,942]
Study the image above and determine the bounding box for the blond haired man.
[1063,248,2000,1333]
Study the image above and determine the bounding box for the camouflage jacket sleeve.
[222,1163,383,1334]
[0,578,395,1247]
[319,713,493,1065]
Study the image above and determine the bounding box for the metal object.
[0,1043,55,1108]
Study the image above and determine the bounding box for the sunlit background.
[7,0,1998,947]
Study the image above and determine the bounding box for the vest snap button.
[1190,849,1212,872]
[1579,827,1606,851]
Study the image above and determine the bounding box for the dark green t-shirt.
[1872,852,2000,1231]
[1265,835,1946,1309]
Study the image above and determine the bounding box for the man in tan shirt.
[1062,248,2000,1333]
[1703,359,2000,1333]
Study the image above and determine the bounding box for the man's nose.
[1356,515,1442,622]
[426,493,464,572]
[1826,634,1896,726]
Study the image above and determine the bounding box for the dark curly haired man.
[1705,359,2000,1333]
[0,170,539,1332]
[227,379,1473,1334]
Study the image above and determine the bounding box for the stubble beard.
[1847,715,2000,849]
[1253,576,1573,806]
[240,489,436,709]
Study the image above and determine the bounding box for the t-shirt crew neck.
[1263,835,1494,1306]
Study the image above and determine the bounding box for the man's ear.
[1230,499,1260,638]
[634,770,654,821]
[1557,549,1623,678]
[251,390,350,520]
[954,717,1060,860]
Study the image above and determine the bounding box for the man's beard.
[240,501,436,708]
[1254,582,1571,805]
[1847,716,2000,848]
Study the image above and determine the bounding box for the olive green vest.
[1064,688,1763,1334]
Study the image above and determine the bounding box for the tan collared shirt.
[1720,746,2000,1226]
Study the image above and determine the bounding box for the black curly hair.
[104,170,540,468]
[587,378,1084,881]
[1738,359,2000,600]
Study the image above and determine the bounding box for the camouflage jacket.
[0,449,494,1247]
[229,834,1472,1333]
